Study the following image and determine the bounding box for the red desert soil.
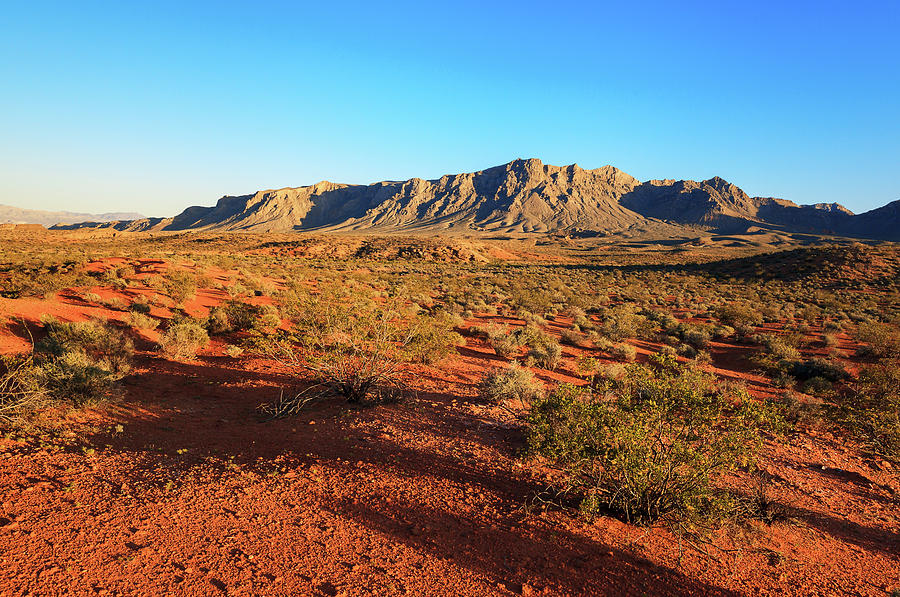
[0,266,898,596]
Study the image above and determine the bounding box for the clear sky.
[2,0,898,217]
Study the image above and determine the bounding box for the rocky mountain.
[50,159,900,240]
[1,204,143,227]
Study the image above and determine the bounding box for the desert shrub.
[257,288,418,404]
[693,350,713,365]
[160,321,209,361]
[677,344,698,358]
[102,297,128,311]
[715,304,763,328]
[711,325,734,339]
[611,343,637,363]
[734,323,757,339]
[735,472,789,525]
[38,351,119,406]
[779,391,821,426]
[0,262,89,299]
[37,318,133,377]
[34,318,133,405]
[527,356,779,524]
[205,306,231,334]
[565,306,587,320]
[528,341,562,370]
[600,307,653,342]
[682,328,710,349]
[800,376,833,397]
[128,311,158,330]
[838,363,900,460]
[560,328,587,347]
[856,322,900,359]
[772,370,797,389]
[226,282,249,298]
[130,296,151,314]
[824,321,843,333]
[514,323,551,348]
[590,333,615,352]
[405,314,464,364]
[479,362,543,406]
[789,357,847,382]
[575,355,600,377]
[754,334,801,362]
[257,304,282,327]
[166,270,197,304]
[657,345,678,359]
[206,300,260,334]
[478,324,521,359]
[0,355,47,422]
[573,314,595,331]
[82,292,102,304]
[224,344,244,358]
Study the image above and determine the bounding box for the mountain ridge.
[0,204,144,227]
[50,159,900,240]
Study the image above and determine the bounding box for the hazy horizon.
[2,1,898,218]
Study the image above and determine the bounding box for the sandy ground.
[0,262,897,596]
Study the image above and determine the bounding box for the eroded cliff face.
[52,158,899,240]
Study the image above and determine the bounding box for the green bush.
[716,304,763,328]
[528,341,562,370]
[405,314,464,365]
[611,343,637,363]
[38,351,118,406]
[160,321,209,361]
[128,311,158,330]
[599,306,653,342]
[527,356,779,524]
[37,318,133,377]
[34,318,133,405]
[479,362,544,406]
[206,300,264,334]
[856,322,900,359]
[258,288,417,404]
[485,326,521,359]
[839,363,900,460]
[165,270,197,304]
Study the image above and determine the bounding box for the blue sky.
[2,0,898,217]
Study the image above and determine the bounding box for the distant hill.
[1,204,143,227]
[50,159,900,240]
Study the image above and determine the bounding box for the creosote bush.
[527,355,780,524]
[611,343,637,363]
[856,322,900,359]
[479,362,543,406]
[33,318,134,406]
[404,313,464,365]
[256,287,419,405]
[165,270,198,305]
[206,300,268,334]
[160,320,210,361]
[838,363,900,460]
[128,311,158,330]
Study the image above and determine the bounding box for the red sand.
[0,261,897,596]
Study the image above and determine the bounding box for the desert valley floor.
[0,229,897,596]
